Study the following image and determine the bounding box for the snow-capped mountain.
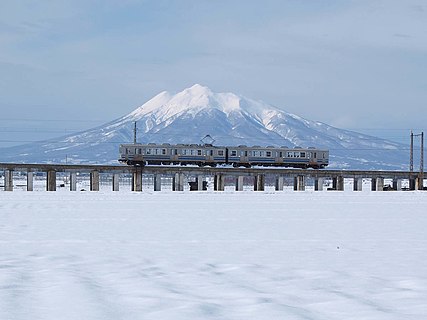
[0,84,408,169]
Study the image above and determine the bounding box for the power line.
[0,118,112,123]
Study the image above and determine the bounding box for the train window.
[197,150,202,156]
[162,149,167,155]
[300,152,305,158]
[244,150,248,157]
[182,149,187,155]
[279,151,283,157]
[218,150,224,156]
[146,148,152,155]
[260,151,265,157]
[174,149,178,155]
[294,152,300,158]
[231,150,237,156]
[287,151,293,158]
[137,148,142,155]
[314,152,317,158]
[266,151,271,157]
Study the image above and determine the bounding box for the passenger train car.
[119,143,329,169]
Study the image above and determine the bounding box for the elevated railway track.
[0,162,425,192]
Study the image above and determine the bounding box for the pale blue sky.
[1,0,426,146]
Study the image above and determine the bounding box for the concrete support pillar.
[70,172,77,191]
[112,173,120,191]
[235,176,244,191]
[214,174,225,191]
[314,178,323,191]
[393,179,402,191]
[332,177,337,190]
[27,171,34,191]
[196,175,206,191]
[132,168,143,192]
[409,178,416,191]
[4,170,13,191]
[371,178,377,191]
[294,175,305,191]
[154,174,162,191]
[90,170,100,191]
[335,176,344,191]
[416,177,424,190]
[375,177,384,191]
[46,170,56,191]
[353,178,363,191]
[173,173,184,191]
[254,174,265,191]
[275,176,284,191]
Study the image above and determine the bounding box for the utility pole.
[410,131,424,190]
[421,132,424,181]
[133,121,137,144]
[410,130,414,172]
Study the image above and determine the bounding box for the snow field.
[1,189,426,319]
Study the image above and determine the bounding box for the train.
[119,143,329,169]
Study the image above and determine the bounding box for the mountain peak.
[124,84,282,124]
[184,83,212,95]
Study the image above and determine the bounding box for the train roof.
[119,143,328,152]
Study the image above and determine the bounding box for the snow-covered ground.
[1,186,427,319]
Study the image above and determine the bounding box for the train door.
[308,151,317,167]
[205,149,214,163]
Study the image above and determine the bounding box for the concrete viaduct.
[0,163,425,192]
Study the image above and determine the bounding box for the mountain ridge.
[0,84,407,170]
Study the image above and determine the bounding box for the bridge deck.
[0,162,423,179]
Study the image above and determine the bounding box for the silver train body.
[119,143,329,169]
